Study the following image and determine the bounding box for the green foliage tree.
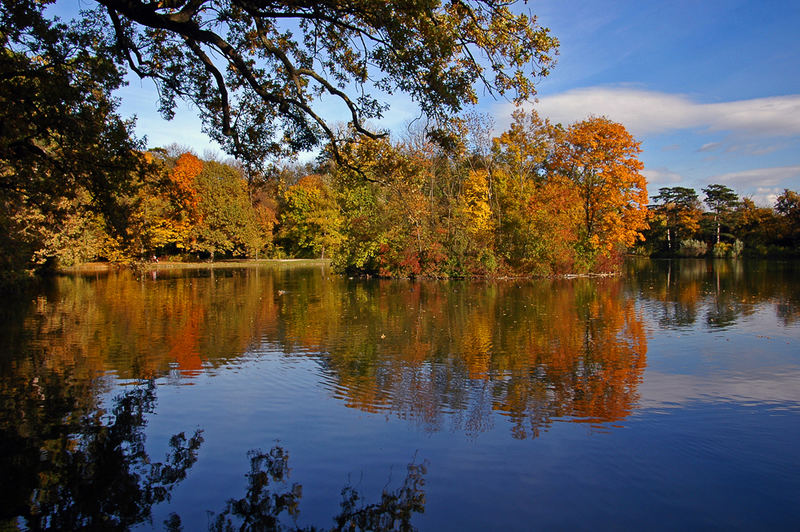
[650,187,703,252]
[91,0,558,170]
[702,183,739,244]
[194,160,266,260]
[280,175,343,259]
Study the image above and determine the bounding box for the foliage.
[702,184,739,244]
[280,175,343,259]
[775,189,800,248]
[730,239,744,258]
[678,239,708,257]
[89,0,557,171]
[712,242,730,258]
[641,187,800,258]
[2,0,559,275]
[552,117,649,257]
[328,113,648,277]
[490,110,579,274]
[193,160,266,259]
[0,0,148,272]
[649,187,703,253]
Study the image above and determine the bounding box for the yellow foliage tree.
[459,169,493,238]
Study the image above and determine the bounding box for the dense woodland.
[4,109,800,282]
[4,109,655,278]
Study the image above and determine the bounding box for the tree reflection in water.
[176,446,428,532]
[1,370,427,531]
[1,379,203,530]
[4,270,652,440]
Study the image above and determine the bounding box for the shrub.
[712,242,730,257]
[730,239,744,258]
[678,239,707,257]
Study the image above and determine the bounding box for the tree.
[552,117,649,256]
[166,153,205,250]
[280,175,343,259]
[193,160,266,260]
[491,109,577,273]
[88,0,558,171]
[651,187,703,251]
[733,197,778,251]
[702,184,739,244]
[775,189,800,248]
[1,1,148,273]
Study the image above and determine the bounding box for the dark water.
[2,259,799,530]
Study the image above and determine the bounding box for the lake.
[2,259,799,530]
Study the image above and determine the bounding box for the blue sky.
[104,0,800,205]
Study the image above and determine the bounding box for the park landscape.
[1,0,799,530]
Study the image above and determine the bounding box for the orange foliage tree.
[167,153,204,250]
[552,117,649,258]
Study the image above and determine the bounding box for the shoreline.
[57,258,329,273]
[56,259,622,280]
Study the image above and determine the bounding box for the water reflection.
[197,447,426,532]
[627,259,800,329]
[0,367,427,531]
[303,278,648,439]
[0,378,202,530]
[1,260,797,444]
[1,261,798,529]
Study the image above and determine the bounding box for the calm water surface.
[1,259,799,530]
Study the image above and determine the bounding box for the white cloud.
[749,187,782,207]
[724,142,783,156]
[701,166,800,205]
[698,142,722,152]
[706,165,800,188]
[499,87,800,138]
[642,168,684,187]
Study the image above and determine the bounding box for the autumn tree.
[279,175,343,259]
[651,187,703,252]
[703,184,739,244]
[0,1,147,275]
[775,189,800,248]
[552,117,649,259]
[331,135,446,277]
[491,109,578,273]
[165,153,204,250]
[193,161,266,260]
[732,197,778,252]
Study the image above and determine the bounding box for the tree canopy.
[73,0,556,169]
[702,183,739,244]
